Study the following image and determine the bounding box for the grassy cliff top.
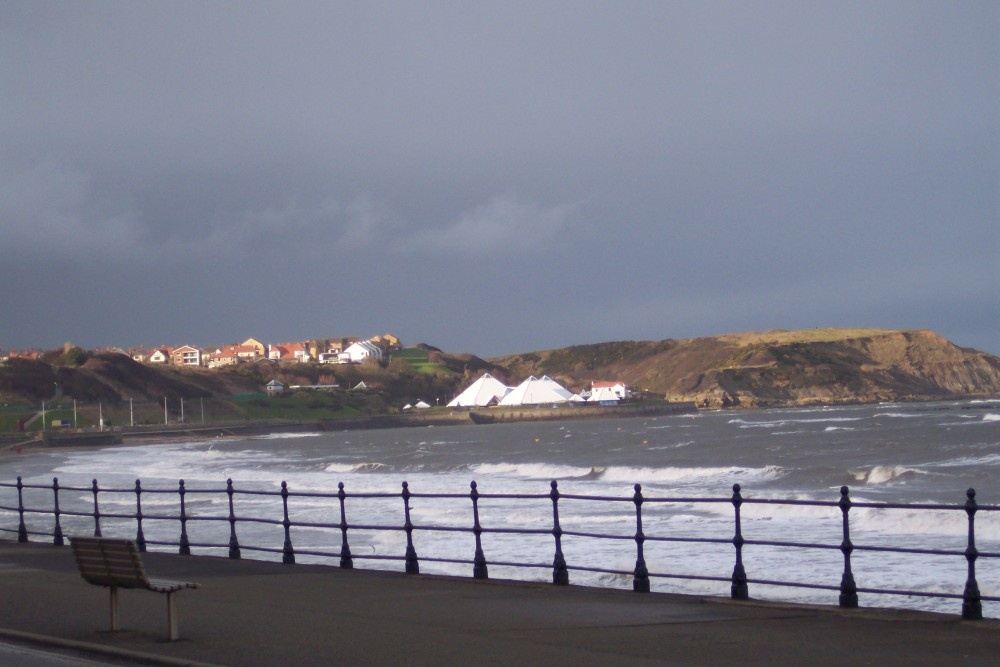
[713,328,903,346]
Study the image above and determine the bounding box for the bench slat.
[68,536,198,641]
[147,577,200,593]
[71,536,151,589]
[69,537,198,591]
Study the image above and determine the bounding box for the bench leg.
[109,586,120,632]
[166,591,179,641]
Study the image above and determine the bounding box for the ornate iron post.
[550,481,569,585]
[52,478,64,546]
[281,481,295,564]
[16,477,27,543]
[402,481,419,574]
[227,478,240,559]
[178,479,190,555]
[471,481,488,580]
[338,482,353,569]
[91,479,102,537]
[633,484,649,592]
[134,479,146,551]
[962,488,982,620]
[838,486,858,608]
[731,483,748,599]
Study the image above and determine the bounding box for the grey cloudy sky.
[2,1,997,356]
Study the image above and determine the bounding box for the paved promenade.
[0,541,998,666]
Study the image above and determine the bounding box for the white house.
[588,381,630,404]
[149,349,170,364]
[339,340,383,363]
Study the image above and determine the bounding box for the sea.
[3,399,999,617]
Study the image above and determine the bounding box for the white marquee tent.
[498,375,577,406]
[447,373,511,408]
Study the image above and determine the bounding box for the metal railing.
[1,477,995,620]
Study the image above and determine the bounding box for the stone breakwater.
[466,400,698,424]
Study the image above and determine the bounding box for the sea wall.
[468,401,698,424]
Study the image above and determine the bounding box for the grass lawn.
[396,348,450,374]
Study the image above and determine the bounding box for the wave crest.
[468,462,785,485]
[324,462,389,473]
[850,465,927,485]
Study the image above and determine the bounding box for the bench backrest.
[70,536,151,589]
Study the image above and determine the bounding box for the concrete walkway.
[0,541,998,666]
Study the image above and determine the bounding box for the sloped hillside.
[0,349,472,408]
[489,329,1000,407]
[0,354,240,403]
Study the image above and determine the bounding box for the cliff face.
[490,329,1000,408]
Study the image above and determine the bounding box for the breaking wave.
[729,417,862,429]
[469,462,785,485]
[850,465,928,485]
[324,462,390,473]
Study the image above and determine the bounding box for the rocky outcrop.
[490,329,1000,408]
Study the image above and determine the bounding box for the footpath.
[0,540,998,666]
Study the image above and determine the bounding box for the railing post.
[16,477,27,543]
[178,479,190,555]
[838,486,858,608]
[338,482,352,569]
[550,481,568,585]
[91,479,102,537]
[227,478,241,559]
[52,478,64,546]
[134,479,146,551]
[731,483,748,599]
[281,481,295,564]
[962,488,982,620]
[402,481,419,574]
[471,481,488,580]
[632,484,649,593]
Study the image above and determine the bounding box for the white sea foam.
[324,462,390,474]
[600,464,785,485]
[928,453,1000,468]
[470,462,597,480]
[850,506,1000,540]
[850,465,928,485]
[729,416,863,429]
[983,413,1000,422]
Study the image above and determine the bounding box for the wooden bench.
[69,536,199,641]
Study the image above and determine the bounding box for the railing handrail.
[0,476,993,620]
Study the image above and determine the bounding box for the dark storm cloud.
[1,2,997,355]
